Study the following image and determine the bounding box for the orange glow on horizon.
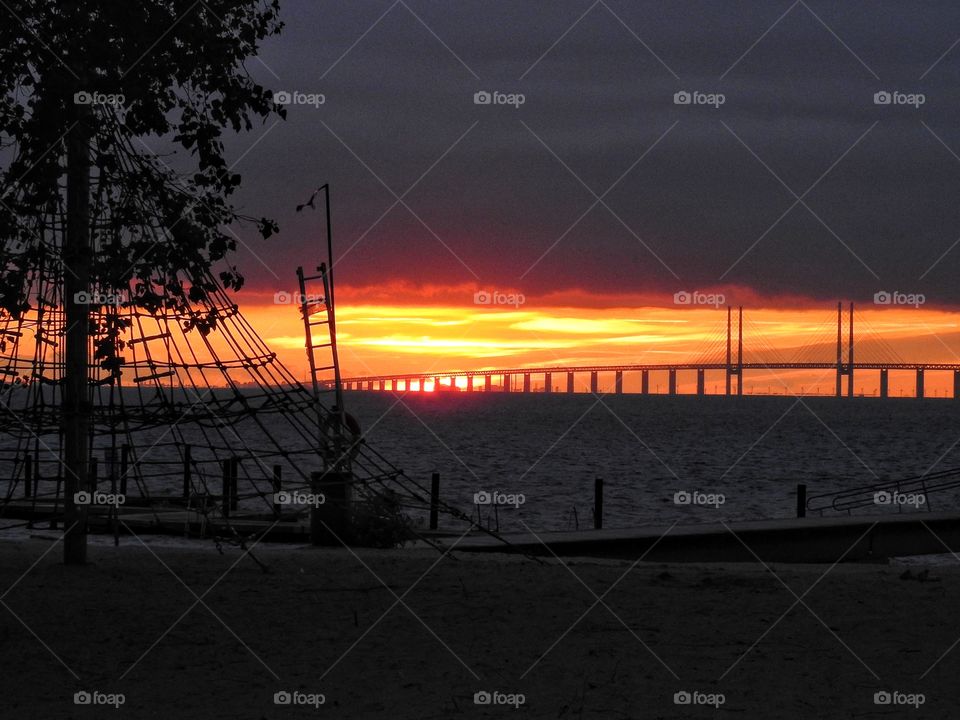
[233,291,960,397]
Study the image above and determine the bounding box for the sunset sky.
[200,1,960,395]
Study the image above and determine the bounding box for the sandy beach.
[0,536,956,719]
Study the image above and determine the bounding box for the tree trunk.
[63,96,93,565]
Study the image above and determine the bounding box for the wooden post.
[310,470,352,545]
[23,454,31,499]
[272,465,282,518]
[230,457,239,511]
[182,445,192,500]
[594,477,604,530]
[796,483,807,518]
[429,472,440,530]
[222,459,231,517]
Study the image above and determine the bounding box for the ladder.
[296,185,348,471]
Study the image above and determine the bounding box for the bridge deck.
[344,362,960,384]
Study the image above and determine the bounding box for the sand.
[0,535,957,719]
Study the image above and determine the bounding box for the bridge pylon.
[725,306,743,395]
[836,302,854,397]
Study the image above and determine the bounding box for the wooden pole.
[119,444,129,497]
[63,92,94,565]
[594,477,604,529]
[429,472,440,530]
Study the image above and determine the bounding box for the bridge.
[339,303,960,399]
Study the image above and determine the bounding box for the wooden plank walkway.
[438,511,960,563]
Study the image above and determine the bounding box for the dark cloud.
[225,0,960,307]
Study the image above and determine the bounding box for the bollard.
[429,472,440,530]
[310,471,352,546]
[594,477,604,529]
[796,483,807,518]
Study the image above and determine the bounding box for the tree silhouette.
[0,0,285,562]
[1,0,283,316]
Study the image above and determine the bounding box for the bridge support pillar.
[485,375,492,392]
[590,371,598,394]
[615,371,623,394]
[668,369,677,395]
[378,380,384,391]
[502,374,511,393]
[954,370,960,399]
[835,369,842,398]
[916,368,925,399]
[567,372,575,394]
[367,381,373,391]
[879,369,888,398]
[696,369,705,396]
[544,372,552,393]
[641,370,649,394]
[523,374,531,393]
